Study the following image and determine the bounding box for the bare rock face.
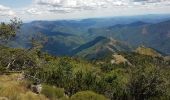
[31,84,42,94]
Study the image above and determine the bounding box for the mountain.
[1,17,170,100]
[89,20,170,55]
[8,14,170,56]
[108,21,149,29]
[71,36,132,59]
[21,14,170,36]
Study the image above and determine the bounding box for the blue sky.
[0,0,32,8]
[0,0,170,21]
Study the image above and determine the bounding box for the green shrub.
[101,69,129,99]
[0,66,6,74]
[70,91,108,100]
[41,84,65,100]
[128,65,167,100]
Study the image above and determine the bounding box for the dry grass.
[0,74,48,100]
[135,46,161,57]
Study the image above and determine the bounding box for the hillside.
[71,36,131,59]
[89,20,170,55]
[0,44,170,100]
[0,74,48,100]
[135,46,162,57]
[6,15,170,56]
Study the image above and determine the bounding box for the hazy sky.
[0,0,170,21]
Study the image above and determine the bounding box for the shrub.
[41,84,65,100]
[70,91,108,100]
[20,92,47,100]
[128,65,167,100]
[99,68,129,100]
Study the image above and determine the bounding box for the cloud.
[26,8,42,15]
[3,0,168,21]
[133,0,160,3]
[29,0,170,14]
[0,5,15,16]
[132,0,170,5]
[33,0,130,14]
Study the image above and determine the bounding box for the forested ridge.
[0,19,170,100]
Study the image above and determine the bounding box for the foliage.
[70,91,108,100]
[101,69,129,99]
[0,42,170,100]
[0,45,43,71]
[0,18,22,42]
[41,84,65,100]
[0,19,170,100]
[128,65,168,100]
[0,74,47,100]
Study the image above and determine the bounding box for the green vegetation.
[0,74,47,100]
[0,19,170,100]
[11,18,170,56]
[70,91,108,100]
[1,44,169,100]
[41,84,65,100]
[135,46,162,57]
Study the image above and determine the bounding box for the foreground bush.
[70,91,108,100]
[41,84,65,100]
[128,65,168,100]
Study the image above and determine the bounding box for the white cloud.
[132,0,170,5]
[0,5,15,16]
[33,0,131,14]
[1,0,170,21]
[28,0,170,14]
[26,8,42,15]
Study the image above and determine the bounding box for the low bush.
[70,91,108,100]
[41,84,65,100]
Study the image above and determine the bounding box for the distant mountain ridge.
[71,36,132,59]
[8,14,170,56]
[89,19,170,55]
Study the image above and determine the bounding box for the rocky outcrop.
[31,84,42,94]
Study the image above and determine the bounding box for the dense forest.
[0,18,170,100]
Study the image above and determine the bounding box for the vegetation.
[0,74,47,100]
[41,84,65,100]
[70,91,108,100]
[0,18,22,42]
[0,19,170,100]
[135,46,162,57]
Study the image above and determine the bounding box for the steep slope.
[71,36,132,59]
[43,35,85,56]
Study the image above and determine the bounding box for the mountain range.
[9,14,170,57]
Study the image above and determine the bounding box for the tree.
[0,18,22,43]
[0,18,22,73]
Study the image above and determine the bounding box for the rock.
[31,84,42,94]
[111,54,132,66]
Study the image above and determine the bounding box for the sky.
[0,0,170,21]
